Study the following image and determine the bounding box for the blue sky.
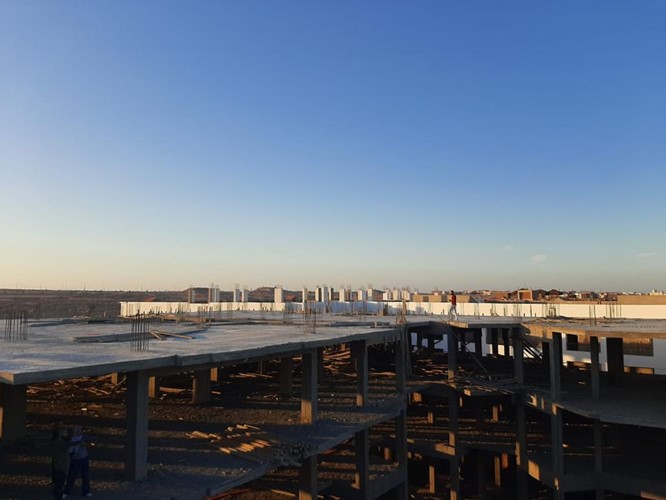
[1,1,665,292]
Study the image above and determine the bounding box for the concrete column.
[549,333,562,400]
[542,342,550,372]
[416,333,423,351]
[590,336,600,400]
[450,455,461,500]
[317,347,325,380]
[449,394,461,500]
[428,460,438,494]
[551,407,564,499]
[448,393,459,447]
[513,329,525,384]
[447,329,458,382]
[351,340,368,406]
[279,357,293,398]
[0,383,27,444]
[427,336,435,354]
[515,401,529,499]
[502,329,510,357]
[395,409,408,499]
[490,328,499,356]
[354,428,369,493]
[474,330,483,356]
[606,338,624,385]
[301,350,318,424]
[148,376,160,399]
[594,419,604,499]
[299,454,317,500]
[493,455,502,487]
[395,337,407,395]
[192,369,211,404]
[125,370,149,481]
[477,452,488,500]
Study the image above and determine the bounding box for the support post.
[395,409,408,499]
[606,338,624,385]
[551,407,565,499]
[395,336,406,396]
[354,428,369,494]
[590,336,600,400]
[301,350,318,424]
[0,383,27,444]
[515,400,529,499]
[513,328,524,384]
[210,367,221,383]
[594,419,603,499]
[502,329,510,357]
[447,329,458,382]
[477,451,488,500]
[449,392,460,499]
[474,330,483,356]
[125,370,149,481]
[351,340,368,406]
[279,356,293,398]
[148,376,159,398]
[299,455,317,500]
[428,460,438,494]
[550,333,562,401]
[491,328,499,356]
[192,369,211,404]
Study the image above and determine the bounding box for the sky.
[1,1,665,293]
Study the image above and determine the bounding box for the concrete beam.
[192,369,211,404]
[301,350,318,424]
[125,370,149,481]
[0,383,27,445]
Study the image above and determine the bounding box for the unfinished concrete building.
[2,310,666,499]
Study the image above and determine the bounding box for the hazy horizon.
[2,2,664,293]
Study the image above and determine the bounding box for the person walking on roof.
[448,290,458,321]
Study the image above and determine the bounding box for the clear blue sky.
[1,1,665,292]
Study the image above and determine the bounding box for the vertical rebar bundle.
[130,313,150,351]
[304,301,316,334]
[4,311,28,342]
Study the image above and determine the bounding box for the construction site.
[2,291,666,499]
